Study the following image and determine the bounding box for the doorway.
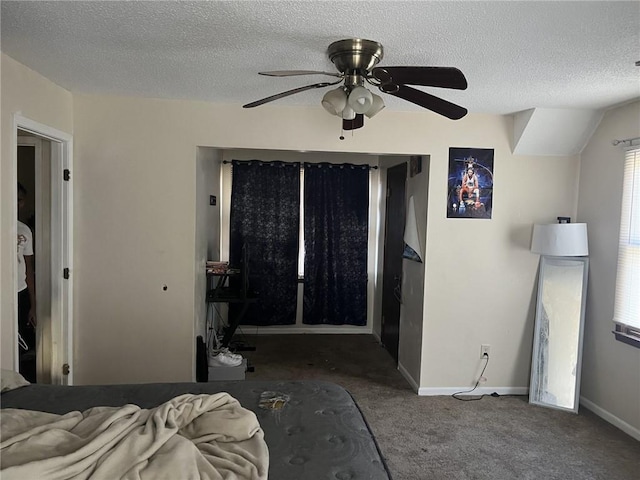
[380,162,407,362]
[12,115,73,385]
[17,135,43,382]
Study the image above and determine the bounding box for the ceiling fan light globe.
[365,93,385,118]
[321,100,340,116]
[342,105,356,120]
[347,86,373,114]
[321,88,347,116]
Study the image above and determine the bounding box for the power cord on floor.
[452,353,497,402]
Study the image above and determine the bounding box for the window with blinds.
[613,148,640,347]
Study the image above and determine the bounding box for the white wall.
[70,91,578,387]
[72,95,204,384]
[420,118,581,393]
[578,100,640,436]
[196,147,222,262]
[0,53,73,370]
[194,147,222,366]
[398,156,429,388]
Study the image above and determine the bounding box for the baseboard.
[397,362,419,393]
[236,325,373,335]
[579,396,640,441]
[417,386,529,396]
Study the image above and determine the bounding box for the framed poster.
[447,147,494,219]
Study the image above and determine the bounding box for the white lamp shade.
[365,93,385,118]
[531,223,589,256]
[347,86,373,114]
[341,104,356,120]
[321,88,347,116]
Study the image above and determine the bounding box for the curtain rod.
[612,136,640,147]
[222,160,378,170]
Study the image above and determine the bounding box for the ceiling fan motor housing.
[328,38,384,75]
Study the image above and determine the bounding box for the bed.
[1,375,392,479]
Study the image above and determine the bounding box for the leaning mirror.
[529,256,589,413]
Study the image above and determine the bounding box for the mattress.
[1,379,392,480]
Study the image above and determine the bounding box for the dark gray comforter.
[1,380,391,480]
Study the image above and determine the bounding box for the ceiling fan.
[243,38,468,131]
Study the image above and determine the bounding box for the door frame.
[11,114,74,385]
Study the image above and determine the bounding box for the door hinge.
[63,268,70,279]
[387,186,391,198]
[62,363,70,375]
[63,169,71,181]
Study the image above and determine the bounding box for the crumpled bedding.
[0,369,30,393]
[0,392,268,480]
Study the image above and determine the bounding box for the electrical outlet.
[481,344,491,359]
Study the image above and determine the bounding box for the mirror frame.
[529,256,589,413]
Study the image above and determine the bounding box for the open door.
[380,162,407,362]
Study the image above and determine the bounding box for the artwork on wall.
[447,147,494,219]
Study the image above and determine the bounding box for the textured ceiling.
[1,1,639,115]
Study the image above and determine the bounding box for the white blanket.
[0,393,269,480]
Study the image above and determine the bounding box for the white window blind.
[613,148,640,332]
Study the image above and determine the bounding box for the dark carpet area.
[234,333,639,480]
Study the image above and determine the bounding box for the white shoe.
[209,351,242,367]
[210,347,242,361]
[219,347,242,360]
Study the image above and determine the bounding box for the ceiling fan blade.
[372,66,467,90]
[385,85,468,120]
[259,70,342,78]
[243,81,341,108]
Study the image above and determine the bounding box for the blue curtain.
[303,163,369,325]
[230,160,300,326]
